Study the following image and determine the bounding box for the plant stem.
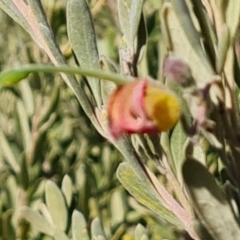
[0,64,131,86]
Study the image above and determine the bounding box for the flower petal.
[107,80,158,139]
[144,84,181,131]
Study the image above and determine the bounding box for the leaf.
[171,0,213,70]
[183,158,240,240]
[117,0,131,43]
[216,24,229,73]
[190,0,216,66]
[0,129,20,173]
[16,99,31,151]
[53,229,70,240]
[72,210,90,240]
[170,122,187,182]
[61,175,73,207]
[91,218,106,240]
[67,0,101,106]
[75,164,91,218]
[118,0,144,49]
[129,0,145,49]
[135,224,149,240]
[19,80,35,116]
[45,180,68,231]
[139,236,149,240]
[161,2,214,88]
[224,0,240,41]
[117,162,182,227]
[5,176,18,211]
[110,189,127,227]
[221,0,240,95]
[19,206,54,236]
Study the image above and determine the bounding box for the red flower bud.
[164,57,193,87]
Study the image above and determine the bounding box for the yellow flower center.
[144,85,181,131]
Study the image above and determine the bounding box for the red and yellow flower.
[107,79,181,139]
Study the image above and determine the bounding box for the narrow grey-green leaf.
[75,164,91,218]
[19,206,54,236]
[183,158,240,240]
[190,0,216,66]
[118,0,144,49]
[171,0,213,72]
[110,189,127,227]
[224,0,240,40]
[67,0,101,106]
[135,224,149,240]
[140,236,149,240]
[117,162,182,227]
[16,99,31,151]
[0,129,20,173]
[129,0,144,48]
[45,180,68,231]
[91,217,106,240]
[72,210,90,240]
[5,176,18,210]
[161,3,214,88]
[216,24,230,73]
[170,122,187,182]
[117,0,131,43]
[61,175,73,207]
[53,229,69,240]
[19,80,34,116]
